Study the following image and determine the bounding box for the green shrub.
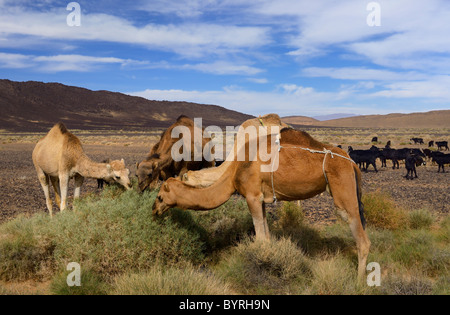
[50,268,109,295]
[186,198,254,252]
[0,187,206,281]
[437,216,450,242]
[0,284,10,295]
[0,215,55,281]
[216,237,311,294]
[274,201,305,232]
[392,230,434,268]
[362,191,408,230]
[408,209,434,230]
[111,265,233,295]
[381,274,434,295]
[303,255,365,295]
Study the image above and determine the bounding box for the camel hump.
[55,122,69,134]
[260,113,282,123]
[280,127,326,150]
[176,115,191,122]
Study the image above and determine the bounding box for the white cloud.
[302,67,427,81]
[254,0,450,74]
[0,6,271,58]
[247,78,269,84]
[181,61,264,76]
[0,52,146,72]
[0,51,264,76]
[0,52,30,68]
[138,0,221,18]
[371,75,450,99]
[128,85,358,117]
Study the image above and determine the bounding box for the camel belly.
[262,170,327,203]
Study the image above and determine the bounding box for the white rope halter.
[270,139,356,203]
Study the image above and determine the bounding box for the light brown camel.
[153,127,371,279]
[136,115,215,192]
[32,123,132,216]
[181,114,288,188]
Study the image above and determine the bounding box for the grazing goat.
[436,141,449,151]
[381,148,424,169]
[410,137,424,145]
[404,151,425,180]
[97,159,111,189]
[349,147,380,172]
[433,154,450,173]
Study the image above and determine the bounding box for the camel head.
[107,159,132,190]
[136,160,160,192]
[152,181,174,216]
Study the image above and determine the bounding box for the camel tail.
[354,167,367,230]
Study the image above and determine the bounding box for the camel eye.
[157,196,163,202]
[115,176,121,180]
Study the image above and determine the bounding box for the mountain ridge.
[0,79,254,131]
[1,79,448,131]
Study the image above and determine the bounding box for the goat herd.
[343,138,449,180]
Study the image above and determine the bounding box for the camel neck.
[173,170,236,210]
[76,155,110,179]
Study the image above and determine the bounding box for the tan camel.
[32,123,132,216]
[136,115,215,192]
[153,127,371,279]
[181,114,288,188]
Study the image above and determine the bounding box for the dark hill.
[0,79,254,131]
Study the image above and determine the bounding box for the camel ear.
[153,162,159,169]
[136,162,140,169]
[106,164,112,171]
[182,173,188,181]
[121,158,125,164]
[163,182,170,192]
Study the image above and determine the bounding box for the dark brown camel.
[136,115,215,191]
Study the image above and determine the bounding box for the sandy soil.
[0,143,449,225]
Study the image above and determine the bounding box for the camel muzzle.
[152,199,170,216]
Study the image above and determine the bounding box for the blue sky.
[1,0,449,117]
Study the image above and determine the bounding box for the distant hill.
[282,115,319,126]
[0,80,253,131]
[1,79,447,132]
[313,113,357,121]
[315,111,450,128]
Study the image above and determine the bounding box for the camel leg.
[328,173,371,280]
[50,176,61,207]
[246,194,270,241]
[59,173,70,211]
[74,174,84,199]
[37,169,53,217]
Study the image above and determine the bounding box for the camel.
[136,115,215,192]
[32,123,132,216]
[153,127,371,279]
[181,114,289,188]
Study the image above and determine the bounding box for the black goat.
[410,137,424,145]
[433,154,450,173]
[404,151,425,180]
[436,141,449,151]
[381,148,425,169]
[349,147,380,172]
[97,159,111,189]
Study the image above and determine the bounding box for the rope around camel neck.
[270,141,356,203]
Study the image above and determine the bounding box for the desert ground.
[1,127,448,225]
